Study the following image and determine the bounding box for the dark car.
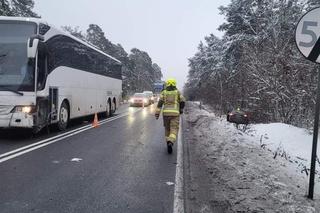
[227,109,249,125]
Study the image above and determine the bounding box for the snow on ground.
[183,102,320,213]
[248,123,314,159]
[246,123,317,171]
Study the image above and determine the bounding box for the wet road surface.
[0,104,177,213]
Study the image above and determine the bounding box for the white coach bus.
[0,17,122,132]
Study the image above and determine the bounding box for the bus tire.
[58,101,69,131]
[106,101,111,118]
[111,100,116,115]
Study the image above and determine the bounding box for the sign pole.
[295,7,320,199]
[308,67,320,199]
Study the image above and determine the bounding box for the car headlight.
[13,106,35,114]
[143,99,148,103]
[129,98,134,103]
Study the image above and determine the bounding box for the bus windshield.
[0,22,37,91]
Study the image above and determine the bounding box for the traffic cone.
[92,112,99,128]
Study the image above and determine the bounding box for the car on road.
[153,94,160,102]
[143,91,154,104]
[129,93,150,107]
[227,108,249,125]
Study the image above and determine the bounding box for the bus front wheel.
[58,101,69,131]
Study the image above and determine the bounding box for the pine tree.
[129,48,155,91]
[0,0,12,16]
[11,0,39,17]
[86,24,112,53]
[0,0,39,17]
[62,26,86,41]
[307,0,320,10]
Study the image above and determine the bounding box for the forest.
[185,0,320,127]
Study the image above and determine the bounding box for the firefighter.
[155,78,185,154]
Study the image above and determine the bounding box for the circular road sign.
[296,7,320,64]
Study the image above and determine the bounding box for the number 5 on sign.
[296,7,320,63]
[299,21,318,48]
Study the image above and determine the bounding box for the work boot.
[167,142,173,154]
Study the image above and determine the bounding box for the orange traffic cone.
[92,113,99,128]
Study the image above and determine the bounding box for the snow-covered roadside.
[183,102,319,213]
[245,123,319,180]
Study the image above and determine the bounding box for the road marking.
[0,112,131,159]
[173,117,184,213]
[70,158,82,162]
[0,109,141,164]
[0,124,90,159]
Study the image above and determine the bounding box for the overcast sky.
[34,0,230,89]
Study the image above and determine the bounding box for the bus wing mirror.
[27,35,44,59]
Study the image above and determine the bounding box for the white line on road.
[173,117,184,213]
[0,109,141,164]
[0,123,90,159]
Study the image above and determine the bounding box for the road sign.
[295,7,320,200]
[296,7,320,63]
[154,82,164,93]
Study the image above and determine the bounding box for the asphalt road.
[0,104,177,213]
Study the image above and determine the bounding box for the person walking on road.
[155,78,185,154]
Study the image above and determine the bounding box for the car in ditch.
[227,108,249,125]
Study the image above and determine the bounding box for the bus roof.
[0,16,122,64]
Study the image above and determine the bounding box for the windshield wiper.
[0,86,24,96]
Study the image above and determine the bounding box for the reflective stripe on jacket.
[158,89,183,117]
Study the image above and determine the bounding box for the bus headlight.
[13,106,36,114]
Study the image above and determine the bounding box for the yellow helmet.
[166,78,177,87]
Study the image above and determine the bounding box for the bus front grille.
[0,106,14,115]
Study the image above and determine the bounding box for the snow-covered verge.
[246,123,319,177]
[183,102,320,213]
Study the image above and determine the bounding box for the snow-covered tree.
[0,0,39,17]
[306,0,320,10]
[62,26,86,41]
[186,0,318,127]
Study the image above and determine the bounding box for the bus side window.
[37,44,47,90]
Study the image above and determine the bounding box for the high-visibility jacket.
[156,88,185,117]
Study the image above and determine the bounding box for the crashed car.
[227,109,249,125]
